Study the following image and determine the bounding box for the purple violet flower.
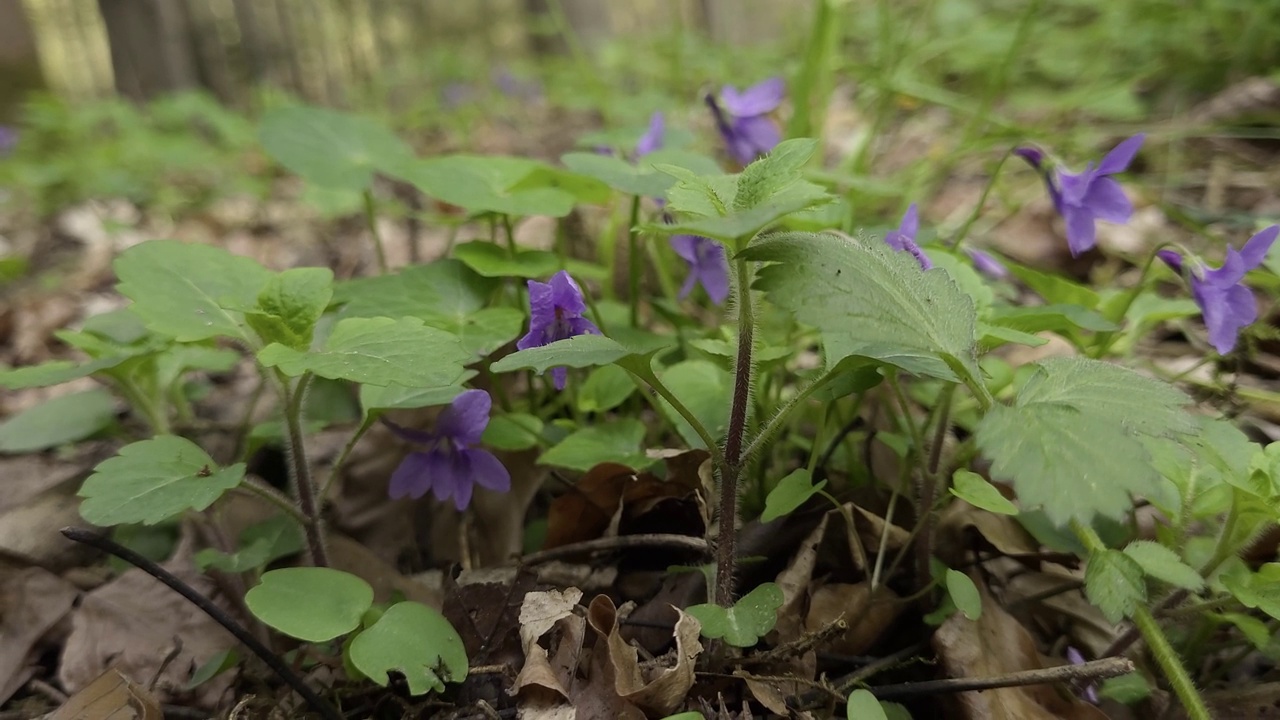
[1065,647,1100,704]
[517,270,601,389]
[706,78,784,165]
[1017,135,1144,257]
[670,234,730,304]
[386,390,511,510]
[965,247,1009,280]
[1158,225,1278,354]
[635,112,664,158]
[883,204,932,270]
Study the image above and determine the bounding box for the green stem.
[788,0,841,140]
[715,259,757,607]
[234,478,308,526]
[625,369,723,468]
[281,373,329,567]
[741,370,835,461]
[627,195,642,327]
[1073,521,1209,720]
[948,148,1014,249]
[362,189,388,274]
[502,213,517,253]
[319,419,374,499]
[1089,249,1162,358]
[114,377,170,435]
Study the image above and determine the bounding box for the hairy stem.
[1073,521,1209,720]
[362,188,388,274]
[716,259,756,607]
[282,373,328,567]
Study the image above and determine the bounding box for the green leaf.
[482,412,544,451]
[452,241,560,279]
[0,356,132,390]
[561,149,721,199]
[348,601,468,695]
[761,469,827,523]
[686,582,784,647]
[846,689,889,720]
[78,436,245,525]
[246,567,373,642]
[653,193,830,246]
[987,304,1117,334]
[538,419,649,471]
[115,240,272,343]
[259,105,412,191]
[335,260,499,322]
[0,389,116,452]
[360,380,471,417]
[1122,541,1203,591]
[950,469,1018,515]
[742,232,980,383]
[655,360,731,448]
[577,364,637,413]
[976,357,1194,526]
[393,155,577,217]
[258,317,469,387]
[81,308,150,345]
[1221,563,1280,620]
[490,334,631,376]
[1084,549,1146,624]
[439,307,525,358]
[246,267,334,350]
[1216,612,1273,650]
[945,569,982,620]
[194,514,305,573]
[185,649,239,690]
[1007,263,1099,308]
[733,138,819,210]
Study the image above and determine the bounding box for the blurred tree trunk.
[0,0,47,121]
[97,0,200,101]
[522,0,610,54]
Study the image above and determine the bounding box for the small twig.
[833,641,929,696]
[869,657,1135,700]
[696,670,846,705]
[520,534,709,566]
[739,617,848,668]
[60,527,343,720]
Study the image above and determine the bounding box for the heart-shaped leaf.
[685,582,784,647]
[348,601,468,695]
[245,567,373,642]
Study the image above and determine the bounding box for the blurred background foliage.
[1,0,1278,218]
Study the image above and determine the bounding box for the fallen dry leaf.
[50,667,162,720]
[804,581,903,656]
[933,577,1107,720]
[586,594,702,717]
[0,567,79,705]
[935,499,1039,567]
[514,588,585,703]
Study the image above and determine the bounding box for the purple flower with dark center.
[1017,135,1144,256]
[706,78,784,165]
[883,204,932,270]
[517,270,601,389]
[965,247,1009,280]
[1065,647,1100,704]
[1158,225,1278,354]
[386,390,510,510]
[670,234,729,304]
[635,112,664,158]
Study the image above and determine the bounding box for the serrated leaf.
[577,364,637,413]
[0,356,133,390]
[1122,541,1203,590]
[259,105,412,191]
[452,241,560,279]
[987,304,1117,334]
[1084,549,1146,623]
[1221,563,1280,620]
[348,601,468,695]
[733,139,819,209]
[115,240,272,343]
[481,412,544,450]
[686,582,783,647]
[194,514,305,573]
[655,360,731,448]
[561,149,721,198]
[945,569,982,620]
[359,380,471,418]
[742,232,980,383]
[0,388,116,453]
[245,567,373,642]
[490,334,631,375]
[976,357,1194,525]
[246,267,334,349]
[438,307,525,358]
[653,192,830,245]
[950,469,1018,515]
[538,420,649,471]
[258,317,468,387]
[78,436,245,525]
[761,469,826,523]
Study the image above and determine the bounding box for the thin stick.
[520,534,708,566]
[59,527,343,720]
[868,657,1134,700]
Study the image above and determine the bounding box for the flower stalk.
[715,258,756,607]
